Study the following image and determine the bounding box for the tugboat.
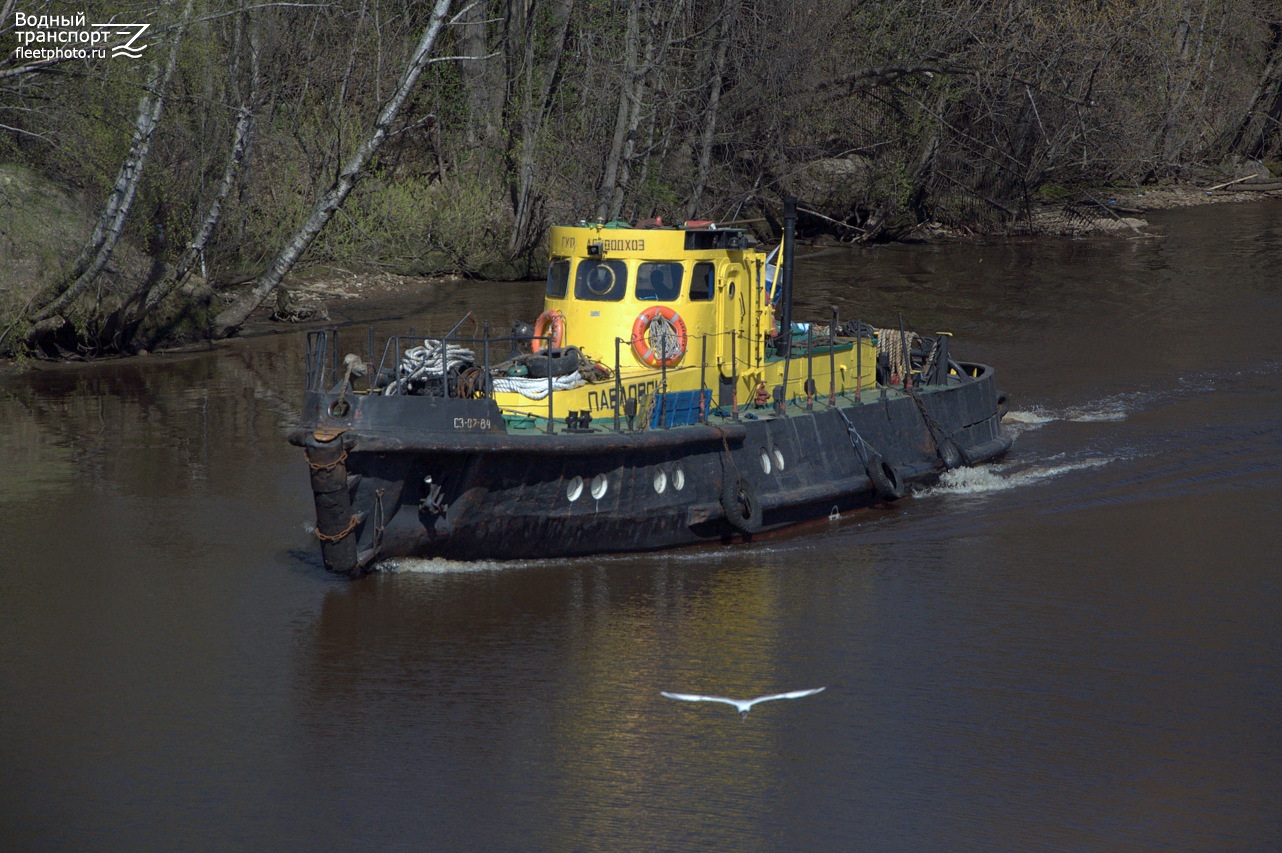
[289,200,1010,575]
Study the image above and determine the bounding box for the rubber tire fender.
[938,437,963,470]
[524,346,580,378]
[866,453,904,502]
[720,475,763,534]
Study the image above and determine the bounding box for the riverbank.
[276,181,1282,318]
[5,176,1281,364]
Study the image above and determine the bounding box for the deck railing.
[306,313,883,433]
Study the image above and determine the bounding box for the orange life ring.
[532,310,565,352]
[631,306,688,367]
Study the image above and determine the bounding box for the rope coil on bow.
[384,339,476,395]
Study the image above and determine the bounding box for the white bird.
[661,687,826,719]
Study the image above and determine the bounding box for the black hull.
[290,364,1009,574]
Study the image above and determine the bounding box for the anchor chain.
[315,514,359,543]
[905,387,962,469]
[307,446,348,473]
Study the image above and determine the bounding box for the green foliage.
[9,0,1282,354]
[0,163,90,314]
[417,170,510,273]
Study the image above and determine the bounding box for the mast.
[778,197,797,356]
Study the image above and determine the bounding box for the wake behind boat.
[289,200,1011,576]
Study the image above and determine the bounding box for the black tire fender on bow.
[938,437,964,470]
[720,475,763,533]
[866,453,904,501]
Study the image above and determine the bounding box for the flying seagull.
[661,687,826,719]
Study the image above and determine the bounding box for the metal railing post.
[856,319,863,401]
[614,337,623,433]
[806,324,814,411]
[333,328,343,389]
[731,330,740,420]
[700,333,708,424]
[779,327,791,416]
[443,330,453,400]
[829,307,837,406]
[482,322,491,397]
[659,332,668,429]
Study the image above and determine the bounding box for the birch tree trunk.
[505,0,575,255]
[686,0,737,220]
[596,0,642,221]
[211,0,454,339]
[113,18,262,350]
[608,1,669,221]
[24,0,189,338]
[458,0,495,146]
[107,9,262,348]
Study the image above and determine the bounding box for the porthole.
[759,449,772,474]
[653,468,668,494]
[671,465,686,491]
[590,473,609,500]
[566,476,584,502]
[773,448,786,471]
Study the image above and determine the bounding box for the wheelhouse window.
[546,259,569,298]
[575,259,629,301]
[636,262,684,301]
[689,262,715,301]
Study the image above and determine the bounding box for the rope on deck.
[492,371,585,400]
[875,328,921,380]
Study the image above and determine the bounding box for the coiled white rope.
[492,371,585,399]
[383,339,475,395]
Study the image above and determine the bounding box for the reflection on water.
[2,202,1281,850]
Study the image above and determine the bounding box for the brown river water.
[2,202,1280,851]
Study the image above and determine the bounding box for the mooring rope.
[875,327,920,380]
[491,371,585,399]
[384,339,476,395]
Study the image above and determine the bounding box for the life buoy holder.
[532,310,565,352]
[631,306,688,367]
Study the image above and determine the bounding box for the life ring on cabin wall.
[532,310,565,352]
[631,306,688,367]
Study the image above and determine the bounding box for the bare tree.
[686,0,738,219]
[111,10,264,351]
[211,0,455,338]
[457,0,496,146]
[22,0,191,348]
[503,0,575,256]
[1226,16,1282,159]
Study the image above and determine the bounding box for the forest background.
[3,0,1282,357]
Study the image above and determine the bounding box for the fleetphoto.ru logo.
[13,11,149,61]
[95,22,149,58]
